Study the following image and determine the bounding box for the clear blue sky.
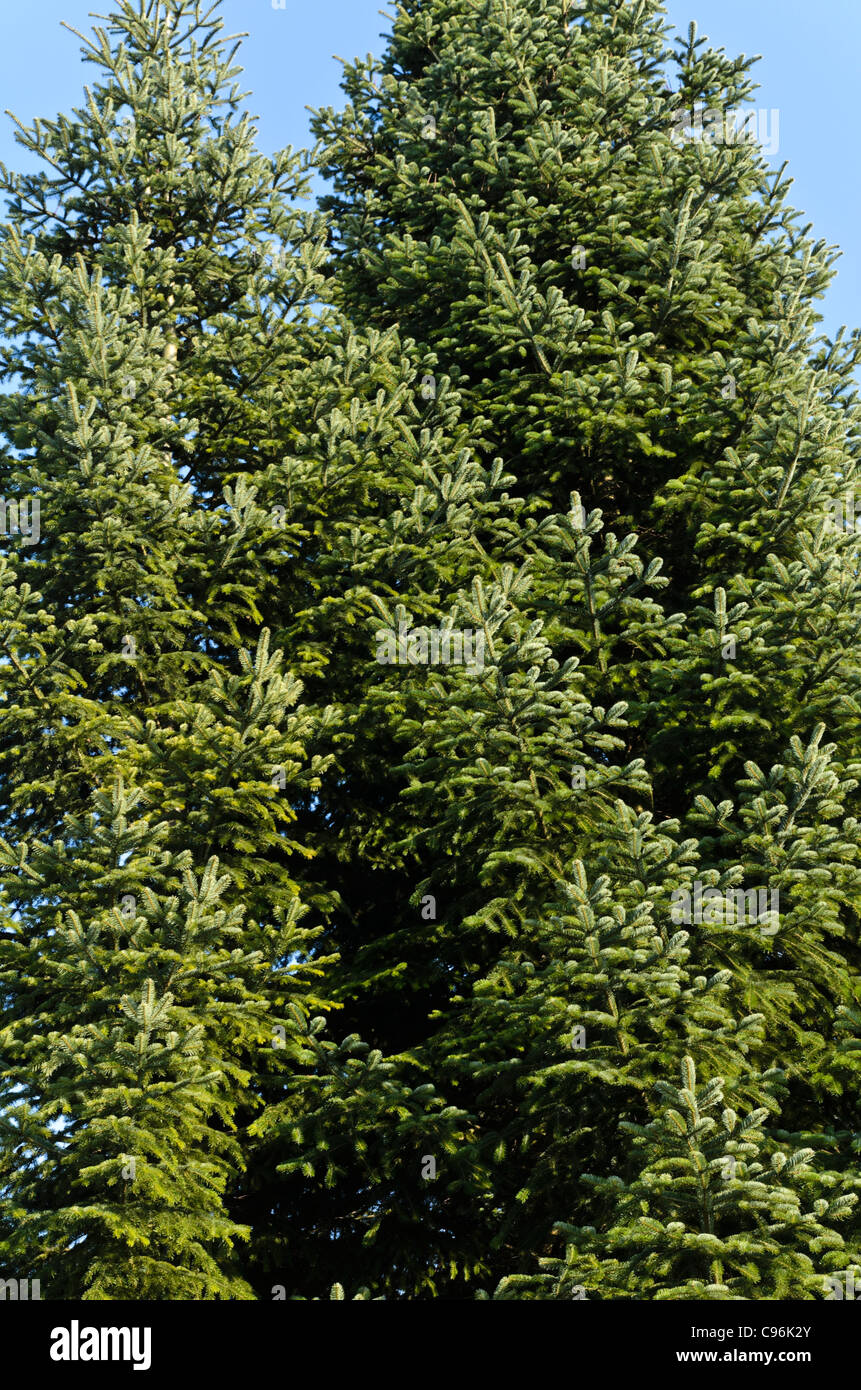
[0,0,857,343]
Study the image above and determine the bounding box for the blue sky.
[0,0,857,343]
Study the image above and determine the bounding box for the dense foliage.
[1,0,858,1301]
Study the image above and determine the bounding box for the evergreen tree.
[273,0,861,1297]
[487,1056,861,1300]
[0,0,339,1297]
[310,0,861,887]
[0,782,291,1299]
[0,0,500,1299]
[1,0,859,1305]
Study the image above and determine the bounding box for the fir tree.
[0,781,280,1298]
[311,0,861,883]
[0,0,337,1297]
[1,0,860,1305]
[487,1056,861,1300]
[280,0,861,1297]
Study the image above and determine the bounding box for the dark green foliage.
[487,1056,861,1300]
[1,0,859,1302]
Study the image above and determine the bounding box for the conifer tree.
[0,0,498,1299]
[311,0,861,840]
[1,0,860,1306]
[272,0,861,1298]
[0,0,342,1297]
[0,782,290,1299]
[487,1056,861,1300]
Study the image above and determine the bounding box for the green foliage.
[0,0,859,1302]
[489,1057,861,1300]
